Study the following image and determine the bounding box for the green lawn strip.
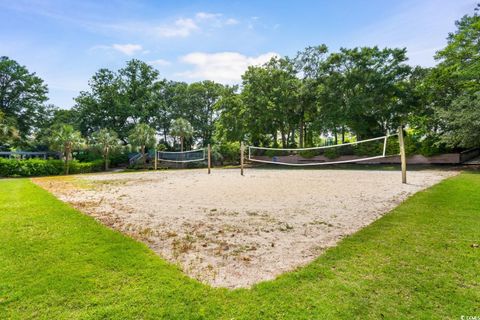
[0,174,479,319]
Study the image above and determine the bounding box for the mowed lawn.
[0,173,479,319]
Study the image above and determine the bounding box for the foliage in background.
[0,5,479,162]
[170,118,194,152]
[128,123,156,168]
[90,128,120,170]
[211,141,240,165]
[49,125,85,174]
[430,5,480,148]
[0,56,48,140]
[0,111,19,148]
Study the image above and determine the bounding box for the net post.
[398,126,407,184]
[207,144,211,174]
[154,149,158,171]
[382,135,388,157]
[240,142,244,176]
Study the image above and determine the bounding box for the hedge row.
[0,159,104,177]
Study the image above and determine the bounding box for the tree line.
[1,5,479,164]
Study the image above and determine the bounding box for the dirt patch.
[32,168,456,288]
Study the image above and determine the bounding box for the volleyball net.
[248,134,399,166]
[157,148,206,163]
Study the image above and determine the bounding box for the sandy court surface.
[32,168,457,288]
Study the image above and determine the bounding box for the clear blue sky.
[0,0,476,108]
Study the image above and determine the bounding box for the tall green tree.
[118,59,161,124]
[49,125,85,174]
[0,111,19,148]
[430,4,480,148]
[91,129,119,170]
[321,47,412,139]
[187,81,224,146]
[241,57,301,147]
[0,56,48,138]
[170,118,194,152]
[214,85,246,143]
[74,69,126,139]
[128,123,156,167]
[75,60,162,142]
[294,45,329,146]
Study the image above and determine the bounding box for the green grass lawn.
[1,173,479,319]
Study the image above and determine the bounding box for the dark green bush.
[73,150,102,163]
[74,148,128,167]
[419,136,446,157]
[323,148,339,159]
[109,151,129,167]
[298,149,317,159]
[213,142,240,164]
[0,158,104,177]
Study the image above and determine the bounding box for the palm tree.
[91,128,119,171]
[49,125,85,174]
[128,123,156,168]
[170,118,193,152]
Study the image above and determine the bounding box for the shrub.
[0,158,104,177]
[109,150,129,167]
[419,136,446,157]
[73,149,102,162]
[298,149,317,159]
[323,148,339,159]
[213,142,240,164]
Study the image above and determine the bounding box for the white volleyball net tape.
[248,134,399,166]
[157,148,206,163]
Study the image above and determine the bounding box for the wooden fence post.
[398,126,407,184]
[154,149,158,171]
[207,144,211,174]
[240,142,244,176]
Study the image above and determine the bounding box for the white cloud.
[155,18,199,38]
[195,12,222,20]
[225,18,239,25]
[177,51,280,84]
[194,12,239,28]
[148,59,171,67]
[112,43,143,55]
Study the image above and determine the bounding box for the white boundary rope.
[248,134,398,166]
[157,148,206,163]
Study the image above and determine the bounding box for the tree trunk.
[104,147,109,171]
[299,118,304,148]
[333,127,338,145]
[341,126,345,144]
[64,146,71,175]
[141,145,146,169]
[180,136,184,152]
[64,155,69,175]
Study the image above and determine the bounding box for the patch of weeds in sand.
[172,235,196,257]
[310,220,334,227]
[231,244,257,256]
[138,227,155,238]
[165,231,178,238]
[278,222,294,232]
[207,209,240,217]
[212,240,231,256]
